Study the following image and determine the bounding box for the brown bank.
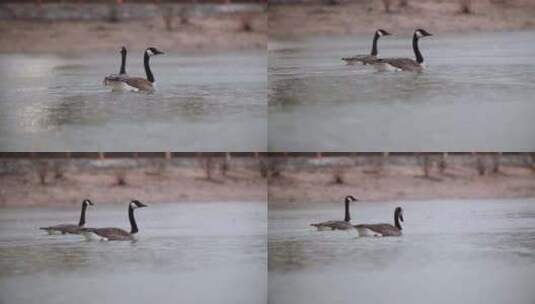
[269,153,535,208]
[0,3,266,53]
[0,154,268,206]
[269,0,535,38]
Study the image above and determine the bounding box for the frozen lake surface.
[269,199,535,304]
[269,31,535,151]
[0,50,266,151]
[0,201,267,304]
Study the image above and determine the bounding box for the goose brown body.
[311,195,358,231]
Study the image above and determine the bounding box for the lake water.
[0,50,266,151]
[269,199,535,304]
[0,202,267,304]
[268,31,535,151]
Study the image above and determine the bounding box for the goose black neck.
[395,212,402,230]
[129,206,139,234]
[344,200,351,222]
[413,33,424,64]
[78,203,87,227]
[144,52,155,83]
[120,51,127,75]
[370,32,380,56]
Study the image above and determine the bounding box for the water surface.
[0,51,266,151]
[269,199,535,304]
[0,202,267,304]
[269,31,535,151]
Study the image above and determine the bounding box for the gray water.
[0,202,267,304]
[269,199,535,304]
[0,51,266,151]
[268,31,535,151]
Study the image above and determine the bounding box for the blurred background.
[268,0,535,152]
[0,0,267,152]
[0,0,266,53]
[268,152,535,304]
[0,152,267,304]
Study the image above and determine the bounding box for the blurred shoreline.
[0,3,266,53]
[1,153,534,207]
[0,155,267,206]
[268,153,535,208]
[268,0,535,39]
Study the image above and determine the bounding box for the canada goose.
[118,47,164,92]
[39,199,94,235]
[81,200,147,241]
[374,29,432,72]
[354,207,404,237]
[310,195,358,231]
[103,46,129,91]
[342,29,391,65]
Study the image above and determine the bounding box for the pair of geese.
[103,46,164,92]
[342,28,433,72]
[311,195,404,237]
[39,199,147,241]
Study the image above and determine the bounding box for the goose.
[342,29,391,65]
[310,195,358,231]
[118,47,164,92]
[81,200,147,241]
[354,206,404,237]
[373,29,432,72]
[40,199,94,235]
[103,46,129,91]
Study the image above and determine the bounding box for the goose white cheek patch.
[146,49,154,56]
[416,30,424,38]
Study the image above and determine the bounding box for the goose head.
[345,195,358,203]
[414,29,432,39]
[395,206,404,222]
[82,199,94,207]
[130,200,148,209]
[376,29,391,37]
[120,46,127,55]
[146,47,165,57]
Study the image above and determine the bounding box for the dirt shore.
[0,12,266,53]
[269,161,535,208]
[1,155,534,207]
[0,161,267,207]
[268,0,535,39]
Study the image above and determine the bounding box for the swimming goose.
[81,200,147,241]
[374,29,432,72]
[342,29,391,65]
[103,46,128,91]
[118,47,164,92]
[354,206,404,237]
[40,199,94,235]
[311,195,358,231]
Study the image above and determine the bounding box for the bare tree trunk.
[114,169,127,186]
[383,0,392,13]
[476,155,486,176]
[492,153,501,174]
[332,165,346,185]
[36,161,49,185]
[460,0,473,14]
[220,153,231,177]
[399,0,409,7]
[202,157,215,180]
[439,153,448,174]
[423,155,431,178]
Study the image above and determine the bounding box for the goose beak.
[155,50,165,55]
[138,202,148,208]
